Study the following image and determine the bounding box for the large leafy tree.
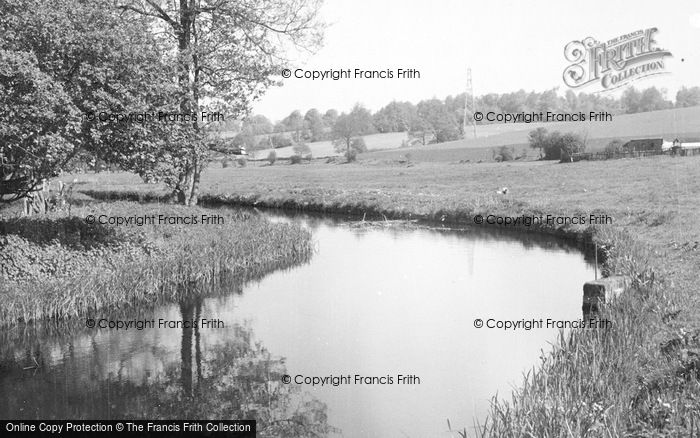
[1,0,323,206]
[117,0,324,205]
[0,0,173,203]
[332,104,373,156]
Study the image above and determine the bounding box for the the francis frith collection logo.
[563,28,672,91]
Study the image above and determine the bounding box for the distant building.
[624,138,700,152]
[623,138,663,152]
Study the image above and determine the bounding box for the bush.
[558,132,586,162]
[492,146,515,162]
[267,150,277,165]
[528,128,585,160]
[221,158,230,168]
[350,137,367,153]
[605,139,625,154]
[271,134,292,148]
[292,142,311,158]
[290,154,303,164]
[345,149,358,162]
[236,157,247,167]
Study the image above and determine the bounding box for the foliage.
[281,110,306,142]
[332,104,374,157]
[350,138,367,153]
[528,128,585,160]
[304,108,327,141]
[676,86,700,108]
[0,0,172,202]
[267,150,277,165]
[292,142,312,158]
[492,146,515,162]
[605,139,625,154]
[415,98,461,143]
[373,101,413,133]
[345,149,358,162]
[0,203,313,325]
[271,134,293,148]
[290,154,303,164]
[528,127,548,159]
[1,0,324,206]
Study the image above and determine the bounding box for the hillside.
[362,106,700,162]
[250,132,408,159]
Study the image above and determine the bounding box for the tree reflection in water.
[133,296,332,437]
[0,295,333,437]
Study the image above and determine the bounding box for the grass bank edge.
[0,201,314,327]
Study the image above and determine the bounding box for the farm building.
[624,138,700,152]
[623,138,663,152]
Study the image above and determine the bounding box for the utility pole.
[463,68,477,139]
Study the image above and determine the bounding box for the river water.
[0,211,596,437]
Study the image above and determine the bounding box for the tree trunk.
[175,164,201,206]
[179,300,194,397]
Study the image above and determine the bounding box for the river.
[0,210,597,437]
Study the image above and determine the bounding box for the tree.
[248,115,273,135]
[676,86,700,108]
[528,127,548,159]
[332,104,373,158]
[415,99,460,144]
[282,110,306,142]
[304,108,326,141]
[638,87,671,112]
[621,87,641,113]
[323,109,338,127]
[536,88,561,113]
[373,101,412,133]
[116,0,324,205]
[558,132,586,161]
[605,139,625,154]
[0,0,174,204]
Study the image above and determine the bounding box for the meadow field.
[250,131,409,159]
[72,155,700,436]
[362,106,700,163]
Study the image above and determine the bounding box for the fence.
[571,147,700,162]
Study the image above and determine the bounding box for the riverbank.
[0,201,313,327]
[68,156,700,436]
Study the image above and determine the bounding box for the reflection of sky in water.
[233,223,595,437]
[0,216,595,438]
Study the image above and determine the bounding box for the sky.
[252,0,700,122]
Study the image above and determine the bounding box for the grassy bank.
[0,201,313,326]
[69,156,700,436]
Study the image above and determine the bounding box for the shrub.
[351,137,367,153]
[558,132,586,162]
[292,142,312,158]
[290,154,303,164]
[267,150,277,165]
[236,157,247,167]
[605,139,625,154]
[493,145,515,162]
[528,128,585,160]
[345,149,358,162]
[271,134,292,148]
[222,158,230,168]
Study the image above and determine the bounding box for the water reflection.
[0,210,597,437]
[0,293,331,437]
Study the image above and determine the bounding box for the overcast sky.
[252,0,700,121]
